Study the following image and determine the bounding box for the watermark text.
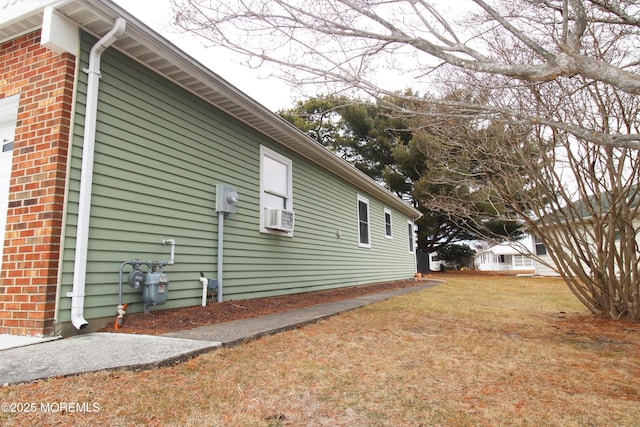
[1,401,101,413]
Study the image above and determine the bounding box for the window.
[384,208,392,238]
[357,195,370,247]
[260,145,293,236]
[513,255,534,268]
[408,221,415,253]
[534,236,547,255]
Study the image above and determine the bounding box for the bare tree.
[171,0,640,148]
[171,0,640,320]
[418,78,640,320]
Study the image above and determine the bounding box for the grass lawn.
[2,274,639,426]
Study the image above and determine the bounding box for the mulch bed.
[99,278,429,336]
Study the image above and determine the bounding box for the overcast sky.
[112,0,297,111]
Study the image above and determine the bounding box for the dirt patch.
[99,278,428,336]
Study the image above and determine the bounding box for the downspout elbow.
[87,18,126,72]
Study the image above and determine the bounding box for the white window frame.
[357,195,371,248]
[408,220,416,253]
[259,145,293,237]
[0,95,20,270]
[384,207,393,239]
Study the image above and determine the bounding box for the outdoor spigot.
[117,304,126,318]
[114,303,127,330]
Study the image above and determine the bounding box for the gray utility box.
[141,271,169,306]
[216,184,238,213]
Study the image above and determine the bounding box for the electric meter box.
[141,271,170,306]
[216,184,238,213]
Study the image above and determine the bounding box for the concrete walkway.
[0,282,436,386]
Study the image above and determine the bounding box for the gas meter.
[123,260,171,314]
[141,269,170,312]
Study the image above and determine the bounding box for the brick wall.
[0,30,75,336]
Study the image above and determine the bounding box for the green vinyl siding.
[57,33,416,324]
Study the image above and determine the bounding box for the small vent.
[265,208,295,232]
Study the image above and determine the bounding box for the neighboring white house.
[529,235,561,276]
[476,239,535,272]
[428,236,559,275]
[475,236,561,275]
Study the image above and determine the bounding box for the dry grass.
[2,274,640,426]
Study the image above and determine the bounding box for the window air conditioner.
[265,208,295,232]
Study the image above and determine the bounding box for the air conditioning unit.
[265,208,295,232]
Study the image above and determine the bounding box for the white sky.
[112,0,298,111]
[111,0,470,111]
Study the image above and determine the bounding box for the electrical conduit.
[68,18,127,330]
[217,211,224,303]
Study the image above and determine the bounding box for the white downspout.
[68,18,127,330]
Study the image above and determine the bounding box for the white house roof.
[483,245,521,256]
[478,241,532,256]
[0,0,421,219]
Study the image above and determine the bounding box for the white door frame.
[0,94,20,271]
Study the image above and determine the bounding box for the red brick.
[13,294,29,302]
[16,319,38,329]
[4,302,20,310]
[1,29,75,336]
[2,319,20,328]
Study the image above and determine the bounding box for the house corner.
[0,30,76,337]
